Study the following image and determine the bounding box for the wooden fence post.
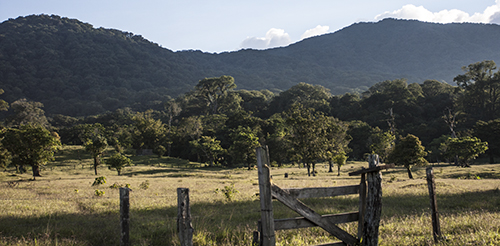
[257,147,275,246]
[363,154,382,246]
[426,167,442,243]
[177,188,194,246]
[120,187,130,246]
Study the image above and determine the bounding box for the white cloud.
[301,25,330,40]
[240,28,291,50]
[375,1,500,24]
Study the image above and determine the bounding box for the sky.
[1,0,500,53]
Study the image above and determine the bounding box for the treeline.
[1,61,499,178]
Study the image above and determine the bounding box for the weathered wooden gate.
[254,147,393,246]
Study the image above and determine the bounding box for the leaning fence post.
[363,154,382,246]
[426,167,442,243]
[177,188,194,246]
[257,146,275,246]
[120,187,130,246]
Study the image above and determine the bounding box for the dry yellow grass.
[0,145,499,245]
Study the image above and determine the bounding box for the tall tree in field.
[284,104,327,176]
[81,123,108,175]
[443,137,488,167]
[2,124,60,179]
[106,153,133,175]
[474,119,500,164]
[454,60,500,121]
[387,134,428,179]
[195,75,237,115]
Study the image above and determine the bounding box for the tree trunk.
[94,156,99,175]
[406,166,414,179]
[32,165,41,179]
[338,165,341,176]
[328,161,333,173]
[312,163,316,176]
[306,163,311,176]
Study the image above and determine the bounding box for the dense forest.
[1,15,500,116]
[1,58,499,178]
[1,15,499,179]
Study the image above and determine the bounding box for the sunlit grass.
[0,146,499,245]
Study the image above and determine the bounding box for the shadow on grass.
[1,188,499,245]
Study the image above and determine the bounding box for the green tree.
[190,136,224,167]
[454,60,500,121]
[2,124,61,179]
[229,126,260,169]
[333,152,348,176]
[0,89,8,112]
[81,123,108,175]
[443,137,488,167]
[368,127,395,162]
[387,134,428,179]
[264,113,291,167]
[474,119,500,163]
[285,104,330,176]
[195,75,237,115]
[131,110,167,155]
[105,153,132,175]
[6,99,50,128]
[269,82,331,115]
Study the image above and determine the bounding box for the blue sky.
[1,0,499,53]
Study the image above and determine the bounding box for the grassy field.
[0,145,499,245]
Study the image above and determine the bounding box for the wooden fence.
[254,147,394,246]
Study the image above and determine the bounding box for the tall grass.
[0,146,499,245]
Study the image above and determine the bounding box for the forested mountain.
[1,15,500,116]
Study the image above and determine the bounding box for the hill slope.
[1,15,500,116]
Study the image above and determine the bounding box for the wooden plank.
[257,147,276,246]
[283,185,359,199]
[348,163,395,176]
[357,173,366,241]
[316,242,347,246]
[271,183,358,245]
[274,212,359,230]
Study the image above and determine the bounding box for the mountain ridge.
[1,15,500,116]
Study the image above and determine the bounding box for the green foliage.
[194,75,238,115]
[139,180,150,190]
[474,119,500,163]
[94,189,105,196]
[387,134,428,179]
[5,99,50,128]
[443,137,488,167]
[454,60,500,122]
[190,136,224,167]
[229,126,260,169]
[92,176,107,186]
[81,123,108,175]
[1,124,61,178]
[105,153,132,175]
[214,184,239,202]
[368,128,395,162]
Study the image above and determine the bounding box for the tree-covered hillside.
[1,15,500,116]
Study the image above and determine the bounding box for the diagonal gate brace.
[271,183,358,245]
